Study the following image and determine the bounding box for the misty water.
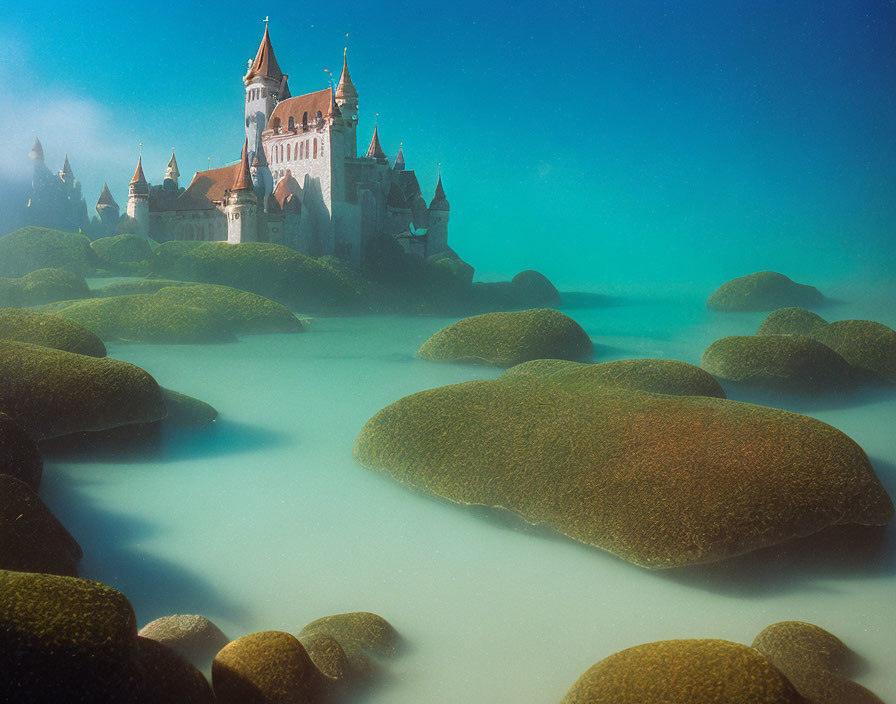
[36,276,896,703]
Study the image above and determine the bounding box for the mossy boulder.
[700,335,855,392]
[91,234,155,275]
[298,612,398,676]
[0,307,106,357]
[0,267,92,307]
[418,308,593,367]
[93,278,198,297]
[354,375,893,568]
[0,340,166,439]
[0,570,143,702]
[757,307,828,336]
[510,269,561,306]
[560,639,806,703]
[0,475,83,576]
[0,227,97,278]
[212,630,322,704]
[811,320,896,383]
[502,358,726,398]
[160,388,218,426]
[707,271,823,312]
[151,240,204,274]
[752,621,884,704]
[139,614,229,674]
[135,636,217,704]
[299,634,352,683]
[0,413,42,490]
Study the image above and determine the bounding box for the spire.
[245,23,285,84]
[130,156,147,185]
[430,171,449,211]
[165,149,180,181]
[232,139,252,191]
[335,47,358,102]
[393,143,405,171]
[60,154,73,179]
[366,125,386,160]
[327,88,342,118]
[96,182,118,209]
[29,137,44,161]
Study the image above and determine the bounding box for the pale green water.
[40,278,895,702]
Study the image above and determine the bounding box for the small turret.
[335,48,359,157]
[29,137,44,162]
[127,155,150,237]
[430,173,449,211]
[393,143,405,171]
[427,170,450,257]
[59,154,74,184]
[244,22,290,158]
[366,125,387,162]
[225,140,258,244]
[96,182,120,236]
[164,149,180,186]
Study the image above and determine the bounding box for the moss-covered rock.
[707,271,823,312]
[0,569,143,702]
[502,358,726,398]
[139,614,229,675]
[0,475,82,576]
[160,388,218,426]
[510,269,561,306]
[0,227,97,278]
[93,278,198,297]
[700,335,855,392]
[0,307,106,357]
[560,639,806,703]
[0,267,92,307]
[212,630,322,704]
[757,307,829,336]
[91,234,155,275]
[354,376,892,568]
[0,413,42,490]
[151,240,204,274]
[135,636,217,704]
[298,612,398,676]
[418,308,593,367]
[298,633,352,683]
[0,340,166,439]
[811,320,896,383]
[752,621,884,704]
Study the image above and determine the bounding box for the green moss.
[299,612,398,679]
[299,634,352,683]
[0,340,166,440]
[0,267,92,307]
[700,335,855,392]
[0,412,43,490]
[757,307,828,336]
[502,358,726,398]
[560,639,805,704]
[91,234,154,275]
[0,475,83,577]
[429,257,475,286]
[811,320,896,383]
[151,240,205,274]
[93,278,197,297]
[160,388,218,426]
[707,271,823,312]
[418,308,593,367]
[0,226,97,277]
[752,622,883,704]
[354,375,892,568]
[138,614,229,674]
[0,308,107,357]
[0,569,143,701]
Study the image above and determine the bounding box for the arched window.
[299,142,304,160]
[272,117,281,134]
[280,144,284,161]
[302,112,308,130]
[316,110,323,123]
[313,138,318,159]
[287,144,291,161]
[288,116,295,131]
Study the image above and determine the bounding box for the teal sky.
[1,0,894,286]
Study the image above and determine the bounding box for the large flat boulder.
[0,227,97,277]
[0,267,92,307]
[0,307,106,357]
[0,340,166,439]
[354,375,892,568]
[707,271,823,312]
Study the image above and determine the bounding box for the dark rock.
[0,267,92,307]
[0,413,42,490]
[298,612,399,676]
[510,269,561,306]
[135,636,217,704]
[811,320,896,383]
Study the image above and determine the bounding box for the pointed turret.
[366,125,387,161]
[393,143,405,171]
[335,48,358,102]
[60,154,74,182]
[165,149,180,182]
[129,156,149,195]
[430,173,449,211]
[327,88,342,118]
[127,154,150,236]
[96,181,120,236]
[29,137,44,161]
[232,140,253,191]
[245,24,285,84]
[97,182,118,209]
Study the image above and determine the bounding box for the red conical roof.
[130,156,147,185]
[366,125,386,160]
[246,24,285,83]
[335,49,358,101]
[232,139,253,191]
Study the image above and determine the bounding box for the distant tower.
[163,149,180,191]
[127,156,150,237]
[28,136,44,165]
[335,48,359,157]
[96,182,120,236]
[393,143,405,171]
[365,125,387,163]
[225,140,258,244]
[427,171,450,257]
[59,154,74,185]
[244,22,290,162]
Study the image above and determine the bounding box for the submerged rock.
[139,614,229,673]
[299,633,352,683]
[757,307,828,336]
[160,388,218,426]
[502,358,726,398]
[560,639,806,703]
[418,308,593,367]
[700,335,855,392]
[811,320,896,383]
[510,269,561,306]
[0,340,166,439]
[135,636,217,704]
[0,475,83,576]
[0,413,43,490]
[707,271,823,312]
[298,612,399,677]
[752,621,884,704]
[354,375,892,568]
[0,267,92,307]
[0,227,97,278]
[0,307,107,357]
[212,630,321,704]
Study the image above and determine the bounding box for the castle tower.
[244,23,290,162]
[59,155,74,185]
[163,149,180,190]
[393,143,405,171]
[127,156,150,237]
[427,172,450,257]
[365,125,387,163]
[96,182,120,236]
[225,140,258,244]
[335,48,359,157]
[29,137,44,165]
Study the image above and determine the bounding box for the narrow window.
[302,112,308,130]
[316,110,323,122]
[288,116,295,131]
[299,142,304,160]
[313,138,318,158]
[287,144,291,161]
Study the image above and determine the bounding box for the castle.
[25,139,94,235]
[120,24,451,265]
